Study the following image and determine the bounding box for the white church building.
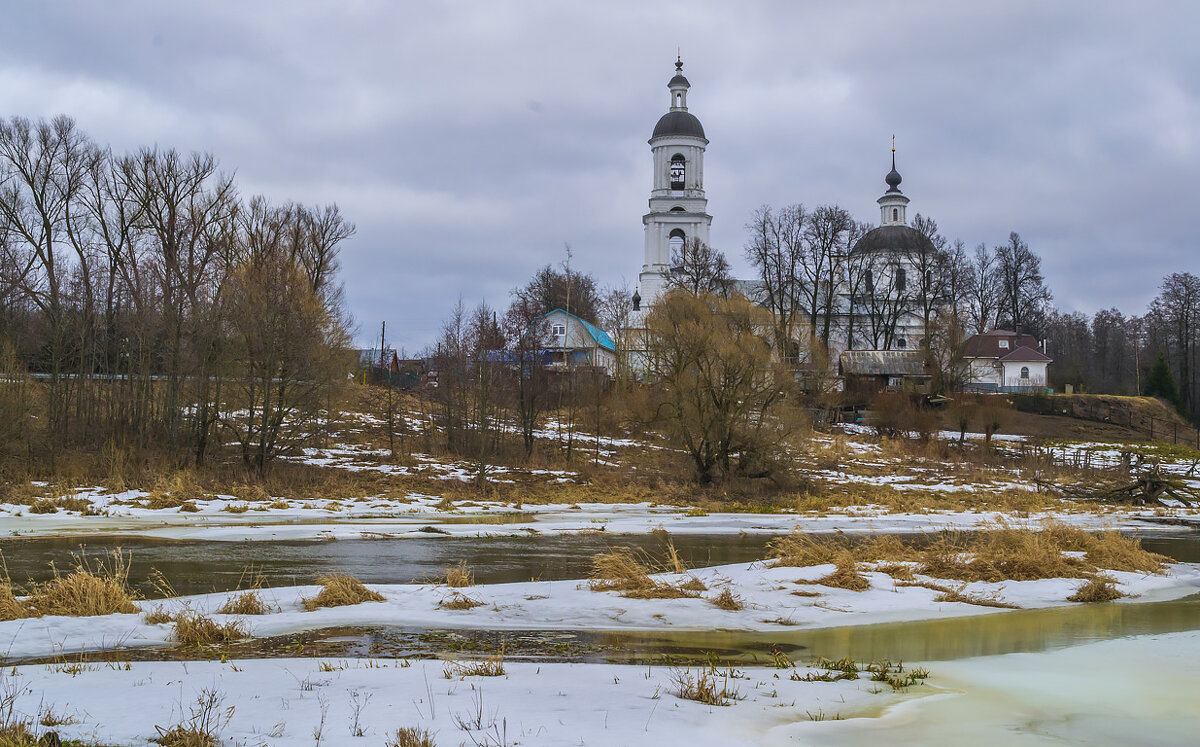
[631,60,935,364]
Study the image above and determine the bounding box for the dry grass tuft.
[27,498,57,514]
[231,483,271,503]
[769,532,915,568]
[671,665,742,706]
[172,611,247,647]
[0,723,41,747]
[708,587,744,611]
[301,574,385,610]
[443,653,505,678]
[769,523,1167,585]
[1068,575,1127,603]
[807,557,870,591]
[588,550,703,599]
[177,500,200,513]
[142,605,174,624]
[216,591,269,616]
[442,561,474,588]
[27,551,139,617]
[0,582,35,621]
[153,725,219,747]
[926,588,1012,612]
[875,562,915,581]
[437,592,484,610]
[386,728,437,747]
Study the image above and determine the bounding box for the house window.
[670,154,686,189]
[998,340,1009,349]
[1020,366,1030,379]
[552,324,566,337]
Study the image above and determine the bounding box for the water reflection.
[0,532,779,595]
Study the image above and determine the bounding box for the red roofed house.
[962,329,1052,393]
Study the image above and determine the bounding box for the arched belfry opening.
[670,154,686,189]
[668,228,686,256]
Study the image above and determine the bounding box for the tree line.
[671,201,1200,422]
[671,204,1054,363]
[0,115,354,472]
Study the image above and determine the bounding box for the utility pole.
[381,321,395,458]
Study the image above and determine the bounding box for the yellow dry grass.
[216,591,269,615]
[142,605,174,624]
[588,550,701,599]
[443,653,506,678]
[153,725,218,747]
[807,557,871,591]
[442,561,474,588]
[708,587,744,610]
[386,728,437,747]
[27,551,139,617]
[769,533,914,568]
[0,723,41,747]
[437,592,484,610]
[172,611,247,647]
[1068,575,1126,603]
[0,581,34,621]
[931,586,1019,609]
[301,574,385,610]
[769,523,1167,584]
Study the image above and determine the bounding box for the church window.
[865,270,874,292]
[1020,366,1030,379]
[670,154,686,189]
[892,208,898,221]
[670,206,686,212]
[897,337,907,349]
[896,268,906,292]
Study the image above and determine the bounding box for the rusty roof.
[839,350,930,377]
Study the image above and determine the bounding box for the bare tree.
[966,242,1001,335]
[908,213,948,345]
[667,237,732,296]
[1148,272,1200,415]
[745,204,805,360]
[800,204,852,352]
[860,251,912,349]
[503,295,553,458]
[220,231,351,471]
[0,115,95,442]
[995,231,1051,335]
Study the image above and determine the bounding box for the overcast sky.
[3,1,1197,349]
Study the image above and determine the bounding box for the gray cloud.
[3,1,1197,349]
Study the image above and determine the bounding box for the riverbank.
[5,555,1197,662]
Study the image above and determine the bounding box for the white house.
[539,309,617,375]
[962,329,1052,392]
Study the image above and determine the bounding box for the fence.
[1008,393,1200,449]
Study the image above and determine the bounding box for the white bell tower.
[637,57,711,313]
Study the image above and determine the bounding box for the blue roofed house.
[539,309,617,375]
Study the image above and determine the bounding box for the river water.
[3,529,1198,663]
